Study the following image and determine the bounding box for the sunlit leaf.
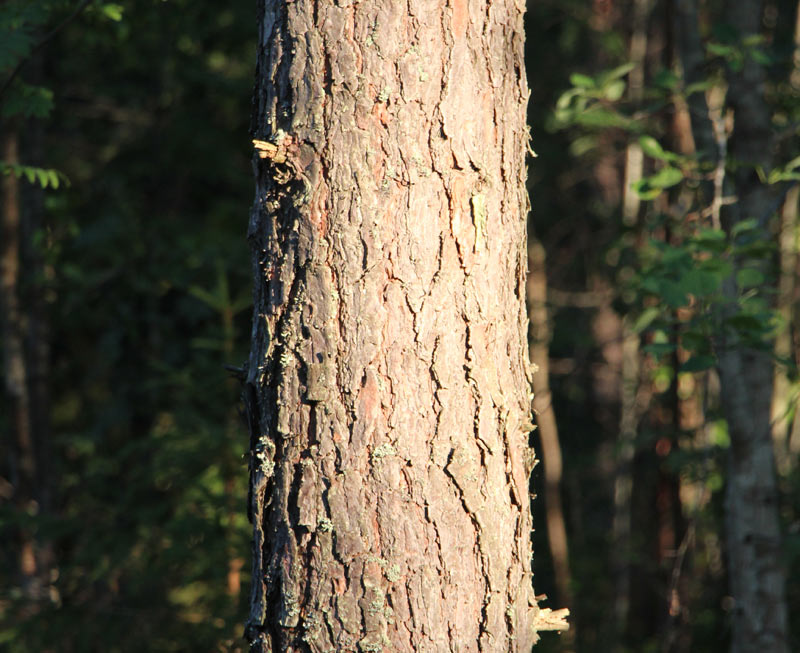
[647,165,683,189]
[603,79,626,101]
[569,73,595,88]
[639,135,666,159]
[599,62,635,84]
[633,306,661,333]
[101,4,124,22]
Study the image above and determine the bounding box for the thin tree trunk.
[21,98,54,546]
[245,1,566,650]
[771,185,798,472]
[717,2,790,652]
[614,1,651,644]
[612,322,640,648]
[771,2,800,471]
[1,129,40,596]
[528,239,573,622]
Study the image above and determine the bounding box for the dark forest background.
[1,1,798,651]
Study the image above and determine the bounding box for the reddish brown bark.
[244,1,565,650]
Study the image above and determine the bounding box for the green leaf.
[707,42,735,58]
[695,227,726,241]
[659,279,688,308]
[736,268,764,288]
[731,218,759,236]
[734,241,775,258]
[661,244,690,265]
[725,313,769,333]
[569,73,595,88]
[681,269,721,296]
[639,276,661,294]
[600,63,635,84]
[783,155,800,172]
[680,355,716,372]
[652,69,679,90]
[101,4,124,22]
[568,135,598,157]
[701,258,733,279]
[632,179,662,200]
[633,306,661,333]
[742,34,765,47]
[556,88,582,111]
[750,49,771,66]
[682,330,710,352]
[35,167,49,187]
[768,170,800,184]
[1,82,54,118]
[690,228,728,253]
[639,136,666,159]
[685,79,715,96]
[647,166,683,189]
[575,106,633,129]
[603,79,626,101]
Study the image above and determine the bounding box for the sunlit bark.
[244,1,567,650]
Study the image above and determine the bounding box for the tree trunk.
[528,239,573,618]
[672,1,790,649]
[717,2,790,652]
[244,1,565,651]
[614,1,651,643]
[1,128,43,599]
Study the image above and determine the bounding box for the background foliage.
[1,1,254,649]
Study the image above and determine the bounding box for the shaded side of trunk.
[244,1,556,651]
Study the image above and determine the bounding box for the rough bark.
[716,2,790,652]
[244,1,561,651]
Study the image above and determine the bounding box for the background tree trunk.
[717,2,790,652]
[528,239,573,619]
[245,1,563,651]
[1,129,40,598]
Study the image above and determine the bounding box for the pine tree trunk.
[244,1,560,650]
